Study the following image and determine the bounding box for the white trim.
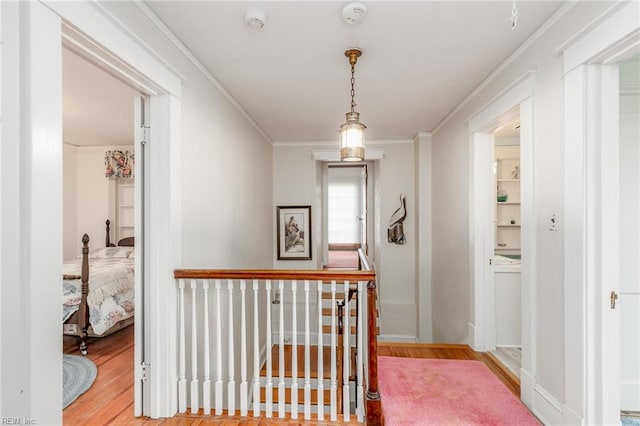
[467,72,536,408]
[555,0,629,54]
[131,0,272,145]
[561,4,640,422]
[42,1,184,419]
[432,2,576,135]
[518,97,536,400]
[468,71,535,134]
[311,148,386,162]
[468,131,495,353]
[532,384,564,425]
[377,335,418,344]
[42,1,181,99]
[415,132,433,342]
[275,138,413,147]
[562,1,640,73]
[520,368,535,409]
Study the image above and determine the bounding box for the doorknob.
[610,291,618,309]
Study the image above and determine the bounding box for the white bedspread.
[63,247,135,335]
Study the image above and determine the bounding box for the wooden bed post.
[79,234,90,356]
[106,219,112,247]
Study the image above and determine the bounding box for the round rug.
[63,354,97,408]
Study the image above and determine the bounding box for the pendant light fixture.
[339,48,366,162]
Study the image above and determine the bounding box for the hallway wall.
[273,141,419,341]
[430,0,614,420]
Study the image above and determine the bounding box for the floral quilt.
[63,247,135,335]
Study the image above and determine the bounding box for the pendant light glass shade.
[339,111,366,161]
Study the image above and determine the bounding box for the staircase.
[173,250,383,424]
[257,280,362,418]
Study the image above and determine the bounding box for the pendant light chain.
[350,63,356,113]
[511,0,518,30]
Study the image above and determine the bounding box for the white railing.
[172,268,378,423]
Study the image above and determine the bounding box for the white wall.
[63,145,133,260]
[273,141,418,341]
[430,0,611,416]
[1,0,274,419]
[63,144,79,260]
[97,1,274,412]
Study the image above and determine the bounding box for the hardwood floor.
[63,329,519,425]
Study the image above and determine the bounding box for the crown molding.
[311,148,386,162]
[130,0,273,145]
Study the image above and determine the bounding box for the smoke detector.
[342,2,367,25]
[245,8,266,30]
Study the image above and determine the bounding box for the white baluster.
[330,280,337,421]
[178,279,186,413]
[343,280,350,422]
[228,280,236,415]
[356,280,365,422]
[304,280,311,420]
[203,280,211,415]
[240,280,248,416]
[215,280,223,415]
[316,280,324,421]
[266,280,273,418]
[291,280,298,419]
[253,280,261,417]
[278,280,285,418]
[190,279,199,414]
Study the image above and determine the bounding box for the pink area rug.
[378,356,540,426]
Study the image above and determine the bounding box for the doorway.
[324,164,368,269]
[491,120,522,377]
[468,72,535,406]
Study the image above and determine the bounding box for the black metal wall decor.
[387,193,407,245]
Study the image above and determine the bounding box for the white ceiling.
[62,48,138,147]
[63,1,565,146]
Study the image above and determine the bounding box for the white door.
[134,95,150,415]
[619,80,640,412]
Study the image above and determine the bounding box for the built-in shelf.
[116,182,134,241]
[495,151,521,256]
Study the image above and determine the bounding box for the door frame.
[468,71,536,407]
[34,1,182,419]
[561,1,640,423]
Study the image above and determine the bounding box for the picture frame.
[277,205,312,260]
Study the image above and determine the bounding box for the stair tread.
[260,345,356,378]
[259,386,330,405]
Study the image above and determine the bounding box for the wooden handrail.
[174,269,375,282]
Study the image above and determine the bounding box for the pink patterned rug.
[378,356,541,425]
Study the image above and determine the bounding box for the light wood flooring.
[63,327,519,425]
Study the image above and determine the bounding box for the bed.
[63,220,135,355]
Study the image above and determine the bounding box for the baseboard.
[377,334,417,343]
[562,403,584,425]
[468,322,477,350]
[520,368,535,408]
[532,384,564,425]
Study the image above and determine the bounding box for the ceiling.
[63,1,565,146]
[62,48,137,147]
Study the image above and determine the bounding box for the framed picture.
[277,205,312,260]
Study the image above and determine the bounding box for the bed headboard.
[105,219,134,247]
